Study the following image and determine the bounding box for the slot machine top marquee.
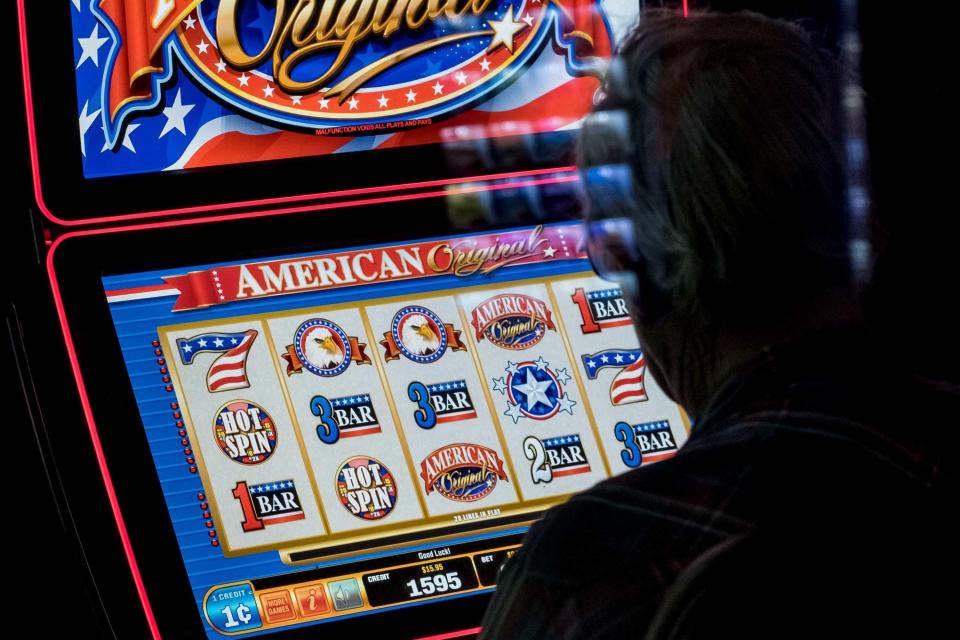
[20,1,690,638]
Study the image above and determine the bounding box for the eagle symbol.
[401,313,441,356]
[304,327,345,370]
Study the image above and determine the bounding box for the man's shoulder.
[517,451,752,585]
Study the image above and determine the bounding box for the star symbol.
[555,368,571,385]
[432,81,444,95]
[492,377,507,394]
[558,395,577,415]
[230,338,238,345]
[614,353,624,363]
[455,71,468,85]
[198,338,208,347]
[78,100,100,157]
[534,356,549,371]
[487,6,526,53]
[587,359,597,369]
[377,94,389,108]
[506,361,520,376]
[513,370,554,410]
[215,59,227,73]
[405,89,417,103]
[522,13,534,27]
[543,246,556,258]
[291,95,302,105]
[101,123,140,153]
[159,89,195,138]
[182,344,193,353]
[601,354,609,363]
[504,402,525,424]
[348,96,359,110]
[196,40,210,54]
[213,338,224,347]
[319,96,330,109]
[183,15,197,30]
[479,58,491,72]
[262,84,275,98]
[238,73,250,87]
[76,24,109,69]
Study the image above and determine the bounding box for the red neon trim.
[46,246,161,639]
[683,0,689,17]
[414,627,482,640]
[45,172,578,637]
[18,3,576,226]
[48,173,579,240]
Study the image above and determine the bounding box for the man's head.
[579,10,854,415]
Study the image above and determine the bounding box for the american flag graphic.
[68,1,613,179]
[177,329,258,393]
[581,349,648,405]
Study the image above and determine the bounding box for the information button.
[294,583,331,617]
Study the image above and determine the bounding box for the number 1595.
[405,572,462,597]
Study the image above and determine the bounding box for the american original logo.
[420,443,508,502]
[92,1,613,147]
[406,380,478,428]
[232,479,305,531]
[283,318,371,376]
[213,400,278,464]
[470,293,556,350]
[570,287,632,334]
[523,433,590,484]
[161,225,585,311]
[310,393,382,444]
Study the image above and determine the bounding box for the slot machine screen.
[93,219,688,637]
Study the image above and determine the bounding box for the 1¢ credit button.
[258,590,297,624]
[294,583,331,617]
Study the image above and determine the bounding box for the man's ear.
[629,255,672,323]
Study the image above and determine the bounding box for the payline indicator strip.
[203,543,520,635]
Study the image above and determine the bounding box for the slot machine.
[15,1,693,638]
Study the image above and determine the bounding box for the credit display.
[69,0,637,178]
[103,222,689,637]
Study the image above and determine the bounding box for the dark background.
[8,1,954,638]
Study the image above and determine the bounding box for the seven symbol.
[177,329,258,392]
[581,349,648,405]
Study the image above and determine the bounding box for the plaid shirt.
[479,325,957,639]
